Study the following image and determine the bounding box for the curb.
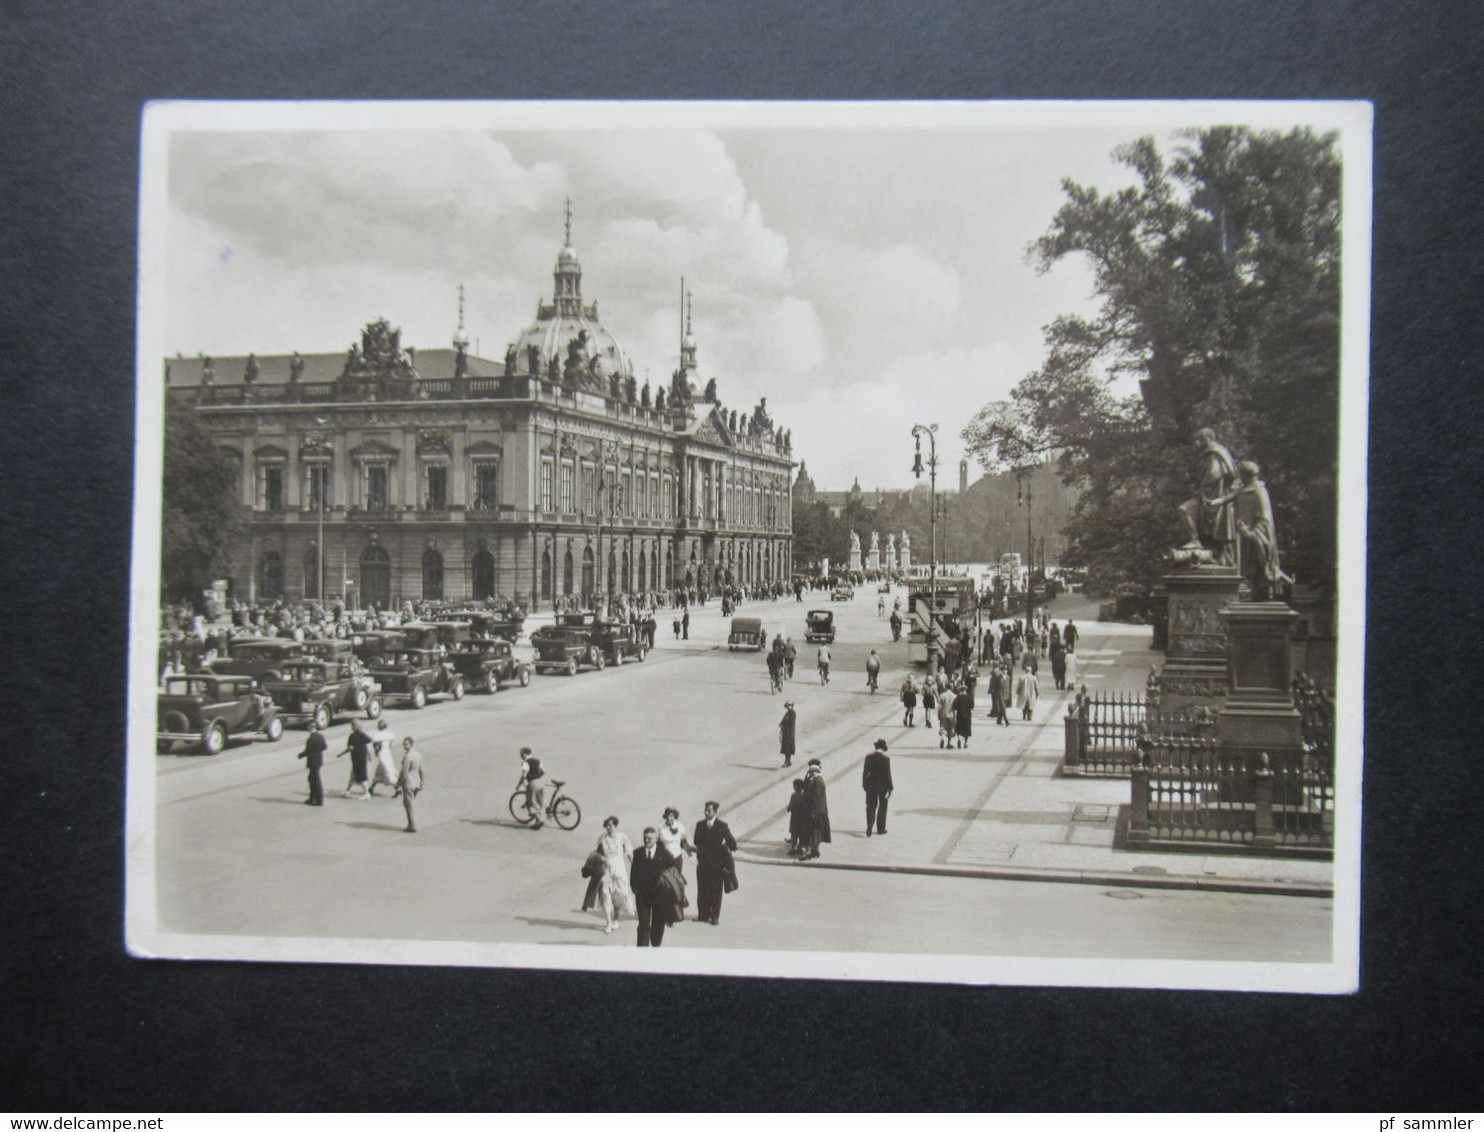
[734,852,1332,899]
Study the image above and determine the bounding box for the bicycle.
[866,669,879,693]
[509,779,582,830]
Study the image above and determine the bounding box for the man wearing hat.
[779,700,797,768]
[862,739,894,837]
[801,759,831,860]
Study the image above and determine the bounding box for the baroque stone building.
[164,214,796,608]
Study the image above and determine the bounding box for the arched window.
[422,549,444,600]
[638,545,647,592]
[664,546,673,590]
[302,546,321,600]
[472,549,496,601]
[562,547,574,596]
[259,549,283,601]
[581,546,595,599]
[622,547,631,593]
[360,544,391,610]
[541,546,553,600]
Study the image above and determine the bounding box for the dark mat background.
[3,0,1479,1111]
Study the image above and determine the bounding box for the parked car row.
[158,611,651,752]
[531,613,648,675]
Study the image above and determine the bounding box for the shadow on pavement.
[337,821,407,832]
[252,796,308,805]
[729,762,786,772]
[516,915,602,933]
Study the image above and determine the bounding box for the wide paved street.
[145,588,1331,966]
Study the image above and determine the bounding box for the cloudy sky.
[161,106,1244,490]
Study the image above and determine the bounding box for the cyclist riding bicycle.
[866,648,881,692]
[816,643,831,685]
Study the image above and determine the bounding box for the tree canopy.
[963,126,1341,596]
[162,404,243,601]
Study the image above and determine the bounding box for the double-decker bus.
[907,575,979,666]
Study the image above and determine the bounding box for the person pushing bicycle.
[517,746,549,828]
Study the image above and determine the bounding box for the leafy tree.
[963,127,1341,596]
[161,402,243,602]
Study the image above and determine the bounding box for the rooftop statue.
[1174,427,1238,567]
[289,352,304,382]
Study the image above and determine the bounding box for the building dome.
[508,202,633,390]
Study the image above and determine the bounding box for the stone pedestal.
[1218,601,1302,753]
[866,549,879,571]
[1150,580,1169,651]
[848,549,862,573]
[1153,566,1241,718]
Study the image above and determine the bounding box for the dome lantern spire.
[553,199,583,316]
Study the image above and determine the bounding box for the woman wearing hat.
[800,760,831,860]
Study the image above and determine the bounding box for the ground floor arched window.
[360,544,391,609]
[472,549,495,601]
[422,549,444,600]
[302,546,321,600]
[259,549,283,601]
[582,546,595,598]
[541,546,553,601]
[562,546,574,596]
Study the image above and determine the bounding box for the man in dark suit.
[630,826,672,947]
[692,801,738,925]
[862,738,894,836]
[298,719,327,806]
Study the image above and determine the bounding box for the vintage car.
[590,620,647,666]
[830,584,855,601]
[367,647,466,708]
[157,673,284,754]
[878,582,893,594]
[300,637,357,665]
[351,629,407,664]
[398,621,472,652]
[804,609,836,644]
[460,609,527,641]
[208,637,309,684]
[727,616,766,651]
[449,638,532,693]
[262,660,383,729]
[530,623,606,676]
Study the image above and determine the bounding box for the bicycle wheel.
[509,791,536,825]
[551,795,581,831]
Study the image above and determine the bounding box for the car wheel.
[450,679,465,701]
[264,715,284,742]
[637,647,646,662]
[352,687,368,710]
[365,696,383,719]
[613,650,623,667]
[518,667,531,687]
[486,671,501,694]
[201,722,227,755]
[410,684,428,709]
[163,709,191,735]
[594,651,605,671]
[313,703,332,731]
[566,657,578,677]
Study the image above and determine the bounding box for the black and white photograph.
[127,99,1369,991]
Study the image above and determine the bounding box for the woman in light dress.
[369,720,398,796]
[595,816,636,934]
[655,807,696,924]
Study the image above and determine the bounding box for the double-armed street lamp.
[911,423,939,672]
[592,439,625,614]
[1016,466,1035,628]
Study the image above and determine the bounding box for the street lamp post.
[310,416,331,607]
[911,423,939,673]
[1017,467,1034,629]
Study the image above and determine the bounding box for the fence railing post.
[1064,708,1080,770]
[1252,751,1276,849]
[1128,763,1150,846]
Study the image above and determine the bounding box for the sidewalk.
[719,624,1334,899]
